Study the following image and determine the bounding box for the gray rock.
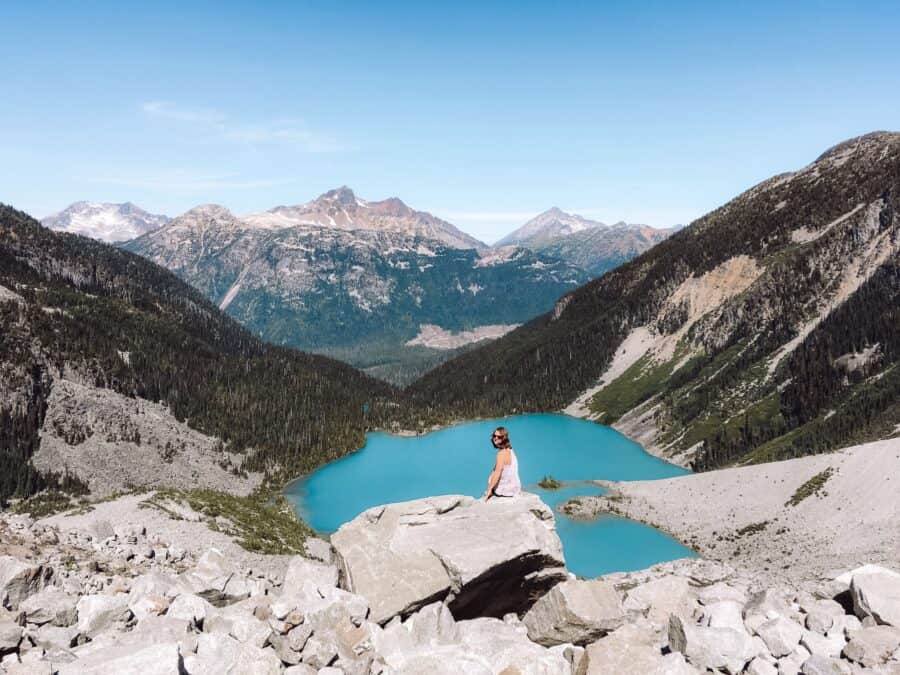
[852,571,900,628]
[74,594,130,637]
[579,622,697,675]
[304,538,334,565]
[301,635,338,669]
[283,556,339,592]
[20,589,77,626]
[0,622,22,653]
[756,615,804,657]
[843,625,900,667]
[0,557,52,609]
[167,593,214,625]
[8,663,53,675]
[331,493,566,624]
[57,641,181,674]
[623,575,696,628]
[801,654,853,675]
[697,582,748,606]
[829,614,863,639]
[701,600,746,632]
[801,628,845,658]
[746,657,779,675]
[523,578,625,646]
[185,632,282,674]
[179,548,234,594]
[31,624,78,651]
[283,666,317,675]
[805,599,845,635]
[668,614,755,674]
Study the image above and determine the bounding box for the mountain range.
[409,131,900,470]
[0,202,413,506]
[498,207,677,276]
[119,191,588,384]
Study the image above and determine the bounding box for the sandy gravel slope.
[568,437,900,584]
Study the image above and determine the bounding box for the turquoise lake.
[284,413,696,577]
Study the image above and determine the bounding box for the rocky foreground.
[1,490,900,674]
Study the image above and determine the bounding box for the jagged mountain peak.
[181,203,236,220]
[244,190,484,249]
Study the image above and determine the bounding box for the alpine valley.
[118,188,591,384]
[410,132,900,471]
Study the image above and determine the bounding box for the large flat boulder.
[331,493,566,624]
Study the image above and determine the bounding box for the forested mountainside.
[0,204,410,506]
[408,132,900,470]
[497,207,676,277]
[123,204,586,385]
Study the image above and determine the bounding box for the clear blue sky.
[2,1,898,243]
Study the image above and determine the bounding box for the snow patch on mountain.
[42,202,170,243]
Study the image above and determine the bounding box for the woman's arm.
[482,449,510,501]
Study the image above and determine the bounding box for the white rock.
[800,653,853,675]
[698,582,748,606]
[701,600,746,632]
[836,565,900,587]
[283,556,339,592]
[128,593,169,620]
[805,599,845,634]
[523,578,625,646]
[801,628,845,658]
[843,625,900,667]
[829,614,862,639]
[167,593,214,625]
[668,614,755,674]
[75,594,130,637]
[0,557,52,609]
[179,548,234,594]
[30,624,77,651]
[580,622,694,675]
[756,615,804,657]
[746,656,779,675]
[623,575,696,628]
[301,635,338,669]
[852,572,900,628]
[57,641,181,674]
[283,666,317,675]
[0,622,22,652]
[304,538,334,565]
[19,589,77,626]
[185,632,282,675]
[331,494,566,624]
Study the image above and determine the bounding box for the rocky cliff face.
[123,202,587,384]
[410,131,900,470]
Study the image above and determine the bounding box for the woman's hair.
[492,427,511,449]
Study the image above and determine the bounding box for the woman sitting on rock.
[482,426,521,501]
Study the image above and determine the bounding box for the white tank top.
[495,448,521,497]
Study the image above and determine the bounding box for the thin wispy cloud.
[141,100,346,152]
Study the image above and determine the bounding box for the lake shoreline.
[557,436,900,585]
[285,413,697,577]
